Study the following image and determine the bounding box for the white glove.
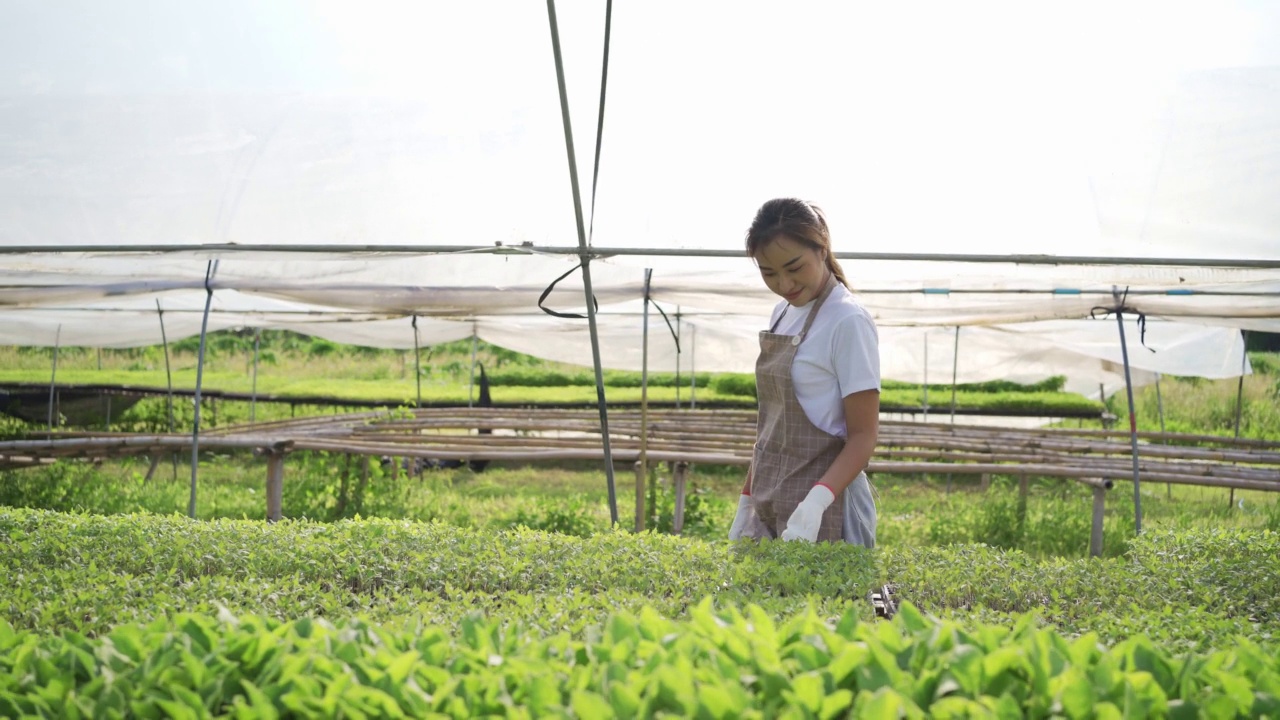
[781,484,836,542]
[728,494,766,540]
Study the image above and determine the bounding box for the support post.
[412,315,422,409]
[468,322,478,409]
[157,300,177,480]
[689,324,697,409]
[156,300,176,433]
[546,0,619,526]
[674,307,681,410]
[672,461,689,535]
[189,260,219,519]
[922,331,929,422]
[947,326,960,493]
[1113,292,1142,534]
[1156,373,1169,499]
[251,328,261,423]
[1090,485,1106,557]
[980,473,990,492]
[143,454,162,483]
[47,325,61,432]
[265,448,285,522]
[642,269,653,527]
[1231,330,1248,508]
[634,460,645,532]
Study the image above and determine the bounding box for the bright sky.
[2,0,1278,260]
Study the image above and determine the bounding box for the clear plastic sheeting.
[1,1,1277,386]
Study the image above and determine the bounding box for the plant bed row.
[0,509,1277,650]
[1,601,1277,718]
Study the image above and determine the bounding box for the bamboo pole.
[1231,330,1248,508]
[673,461,689,535]
[946,326,959,493]
[689,324,697,409]
[251,328,261,423]
[47,325,61,432]
[1156,373,1170,499]
[5,433,1276,492]
[412,315,421,409]
[674,308,682,410]
[922,331,929,423]
[634,460,645,532]
[641,268,653,530]
[468,322,478,409]
[189,260,219,519]
[545,0,619,527]
[265,447,285,522]
[1090,486,1106,557]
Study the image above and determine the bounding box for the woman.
[727,198,880,546]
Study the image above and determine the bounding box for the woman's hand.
[781,484,835,542]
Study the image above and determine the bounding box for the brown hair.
[744,198,849,288]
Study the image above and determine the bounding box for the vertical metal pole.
[673,461,688,535]
[412,315,422,409]
[157,300,175,434]
[189,260,219,519]
[947,326,960,493]
[1155,374,1166,434]
[251,329,261,423]
[47,325,62,432]
[1156,373,1169,499]
[157,300,177,480]
[1090,485,1105,557]
[97,347,102,371]
[689,324,697,409]
[641,269,653,531]
[468,322,478,409]
[546,0,619,525]
[1113,298,1142,534]
[949,327,960,425]
[674,308,681,410]
[922,331,929,422]
[265,448,284,522]
[1231,330,1248,508]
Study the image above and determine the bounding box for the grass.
[0,340,1108,416]
[2,451,1275,560]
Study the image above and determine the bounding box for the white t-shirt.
[767,283,880,437]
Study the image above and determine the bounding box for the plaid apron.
[747,275,845,542]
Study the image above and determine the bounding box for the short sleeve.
[829,312,880,397]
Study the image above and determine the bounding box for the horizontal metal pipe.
[2,243,1278,269]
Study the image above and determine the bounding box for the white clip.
[791,335,801,346]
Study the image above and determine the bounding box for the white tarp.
[1,1,1277,387]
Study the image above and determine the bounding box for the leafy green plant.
[0,595,1277,717]
[506,495,600,537]
[307,337,340,358]
[710,373,758,398]
[649,476,724,538]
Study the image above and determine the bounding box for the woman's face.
[753,235,829,307]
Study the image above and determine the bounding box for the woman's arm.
[814,388,879,495]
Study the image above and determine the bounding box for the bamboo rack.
[5,408,1277,531]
